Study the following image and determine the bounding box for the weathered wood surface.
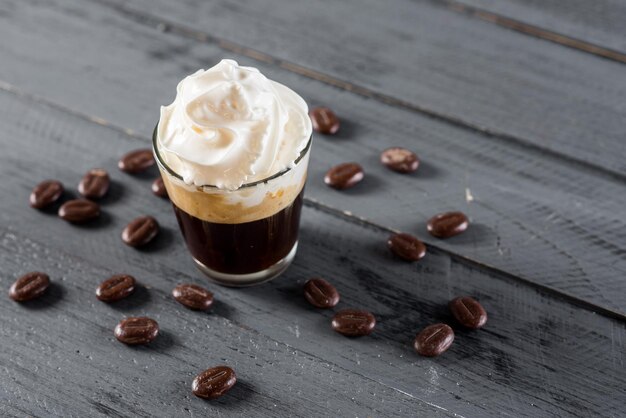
[448,0,626,55]
[96,0,626,177]
[1,0,625,315]
[0,89,624,417]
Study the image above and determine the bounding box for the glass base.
[192,242,298,287]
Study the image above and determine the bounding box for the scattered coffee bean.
[427,211,469,239]
[9,272,50,302]
[332,309,376,337]
[172,283,214,311]
[449,296,487,329]
[324,163,364,190]
[304,278,340,308]
[414,323,454,357]
[151,176,168,198]
[192,366,237,400]
[96,274,136,302]
[58,199,100,223]
[121,216,159,247]
[387,233,426,262]
[309,107,340,135]
[380,147,419,173]
[78,168,110,199]
[114,317,159,345]
[30,180,64,209]
[118,149,155,174]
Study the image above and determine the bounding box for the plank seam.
[432,0,626,65]
[1,80,624,323]
[87,0,626,184]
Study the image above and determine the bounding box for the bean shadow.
[333,117,359,140]
[68,210,113,229]
[211,299,237,321]
[107,285,151,312]
[423,222,495,246]
[18,282,64,310]
[212,378,258,407]
[122,165,160,181]
[128,329,177,352]
[97,179,125,205]
[339,173,385,196]
[135,226,174,253]
[412,160,442,180]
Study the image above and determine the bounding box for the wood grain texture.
[447,0,626,56]
[0,233,445,418]
[94,0,626,178]
[0,90,624,417]
[1,0,625,315]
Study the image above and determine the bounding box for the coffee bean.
[324,163,364,190]
[304,278,340,308]
[96,274,136,302]
[449,296,487,329]
[151,176,168,198]
[118,149,155,174]
[30,180,64,209]
[172,283,214,311]
[309,107,340,135]
[387,233,426,262]
[332,309,376,337]
[9,272,50,302]
[380,147,419,173]
[78,168,110,199]
[114,317,159,345]
[121,216,159,247]
[58,199,100,223]
[414,323,454,357]
[427,211,469,238]
[192,366,237,400]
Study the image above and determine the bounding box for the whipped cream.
[157,59,312,190]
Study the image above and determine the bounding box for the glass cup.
[153,125,312,287]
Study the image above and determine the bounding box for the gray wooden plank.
[93,0,626,177]
[1,0,625,315]
[448,0,626,55]
[0,88,624,417]
[0,233,444,418]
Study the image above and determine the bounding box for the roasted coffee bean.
[172,283,214,311]
[304,278,340,308]
[121,216,159,247]
[96,274,136,302]
[449,296,487,329]
[309,107,340,135]
[30,180,64,209]
[58,199,100,223]
[192,366,237,400]
[332,309,376,337]
[78,168,110,199]
[387,233,426,262]
[380,147,419,173]
[151,176,168,198]
[9,272,50,302]
[414,323,454,357]
[427,211,469,239]
[324,163,364,190]
[114,317,159,345]
[118,149,155,174]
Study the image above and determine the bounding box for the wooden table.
[1,0,625,416]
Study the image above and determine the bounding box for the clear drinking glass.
[153,125,312,287]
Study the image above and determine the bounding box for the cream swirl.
[157,59,312,190]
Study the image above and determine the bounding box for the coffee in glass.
[153,59,312,286]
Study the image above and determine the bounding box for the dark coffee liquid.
[173,189,304,275]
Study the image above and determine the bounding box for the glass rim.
[152,123,312,190]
